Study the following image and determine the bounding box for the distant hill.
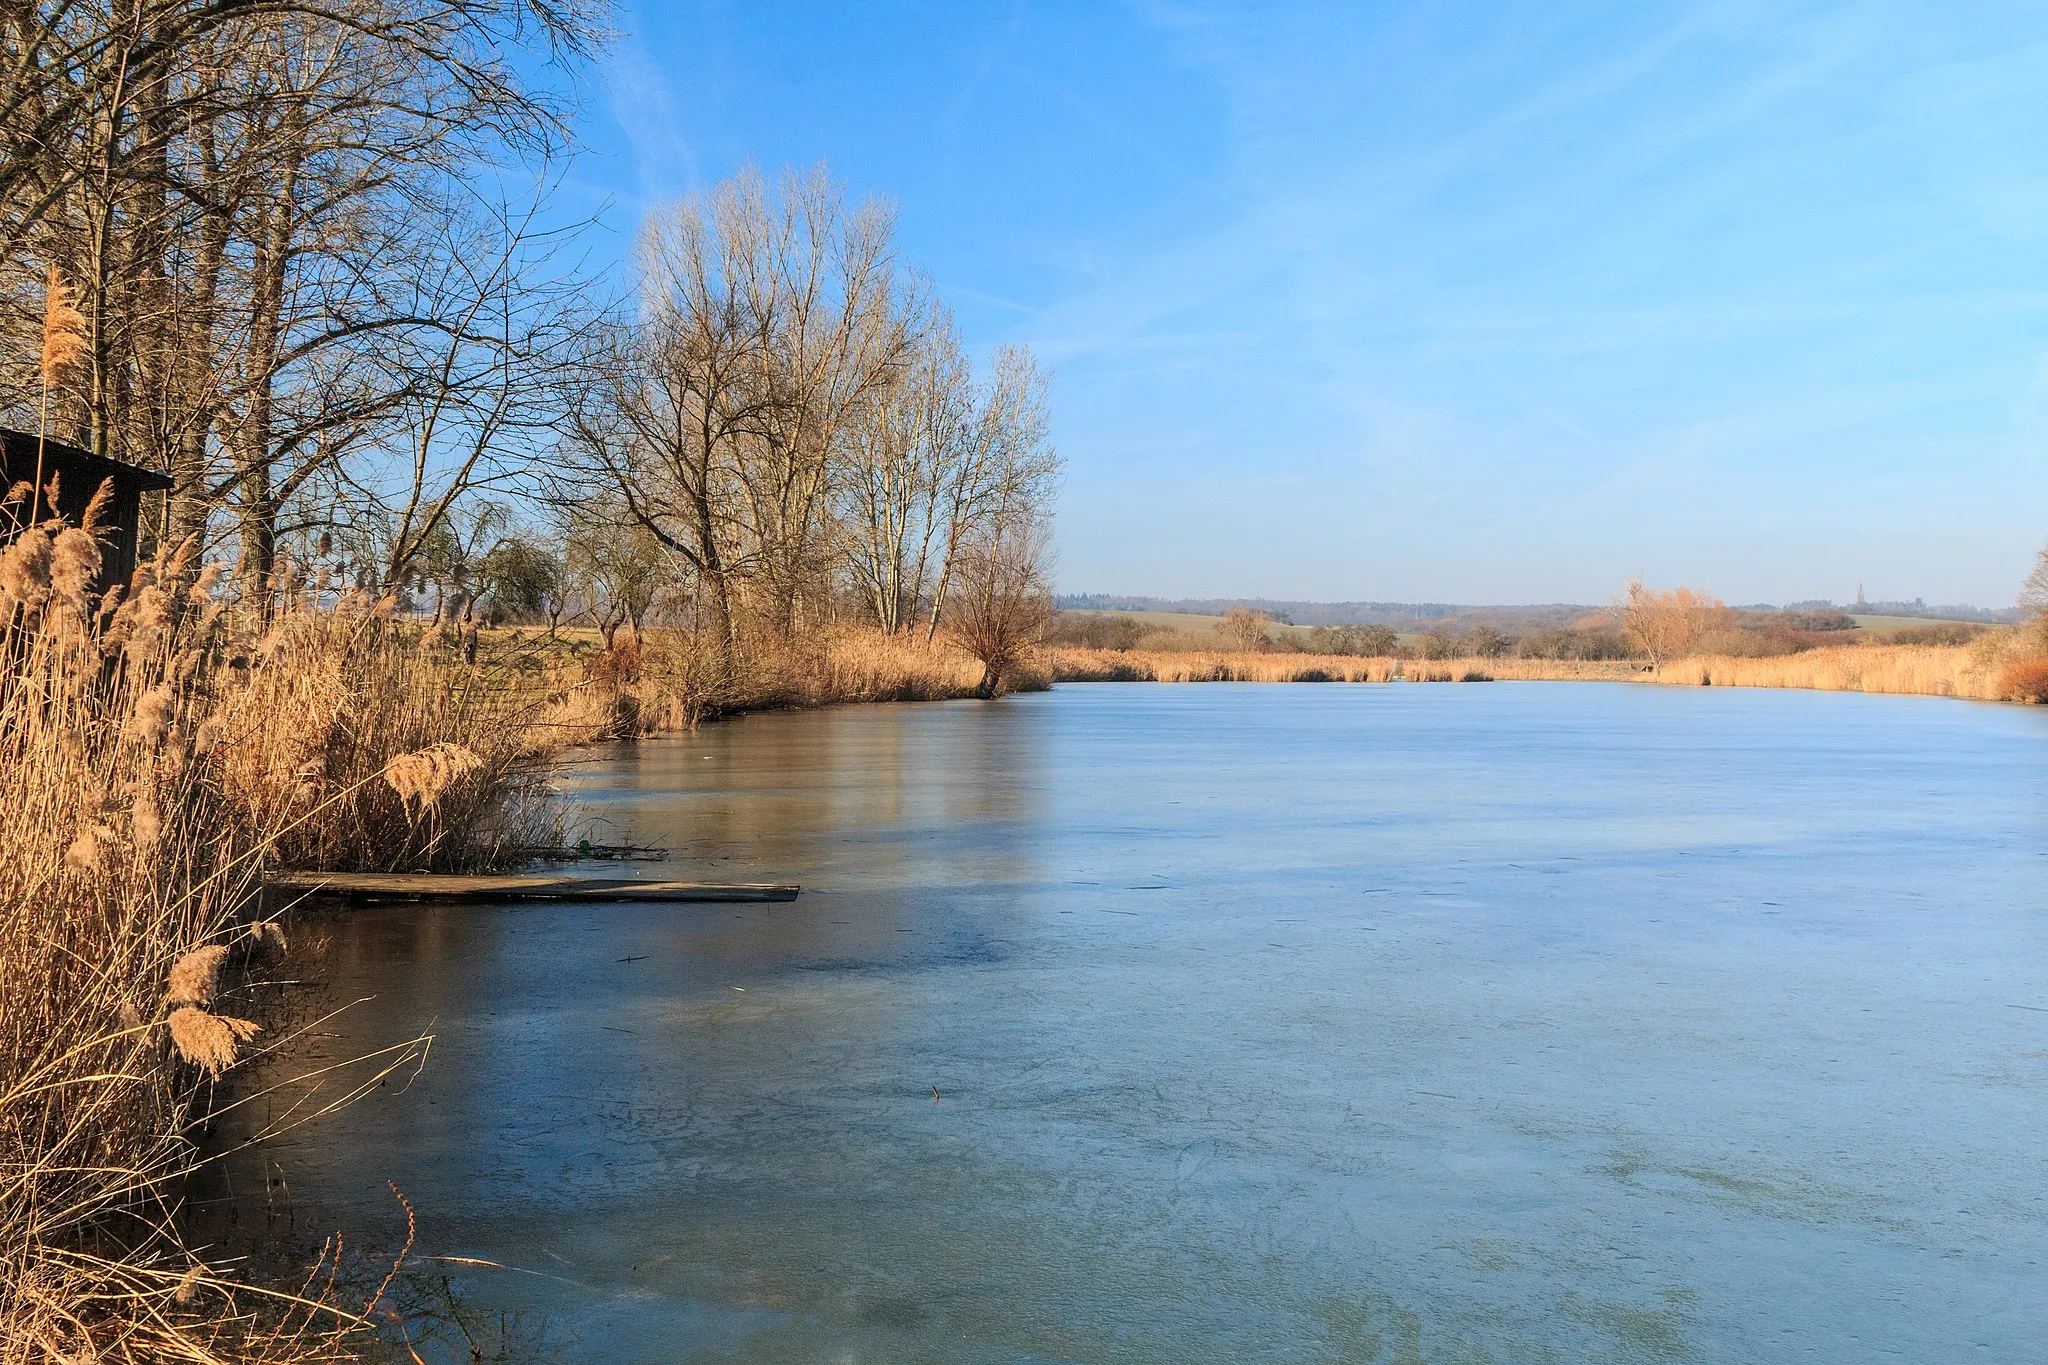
[1054,593,2023,627]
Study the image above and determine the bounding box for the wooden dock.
[267,872,800,905]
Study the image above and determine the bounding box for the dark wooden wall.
[0,429,173,594]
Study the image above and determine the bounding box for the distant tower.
[1854,582,1867,611]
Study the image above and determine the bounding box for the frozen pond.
[239,683,2048,1361]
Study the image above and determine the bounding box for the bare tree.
[0,0,604,608]
[950,501,1054,699]
[2020,543,2048,618]
[840,292,962,634]
[562,494,669,650]
[350,176,595,592]
[741,164,910,634]
[1220,606,1270,652]
[567,164,916,670]
[924,343,1056,644]
[1618,579,1733,668]
[563,213,764,672]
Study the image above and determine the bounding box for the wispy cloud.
[601,34,701,204]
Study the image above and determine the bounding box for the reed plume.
[0,525,52,614]
[131,793,162,850]
[164,944,229,1006]
[383,741,484,814]
[40,264,87,391]
[31,265,89,529]
[132,684,175,747]
[49,525,100,609]
[165,1006,260,1078]
[78,475,111,530]
[63,824,113,874]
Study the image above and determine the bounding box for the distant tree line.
[1045,584,1994,664]
[1054,593,2021,630]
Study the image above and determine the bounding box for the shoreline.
[1043,641,2016,702]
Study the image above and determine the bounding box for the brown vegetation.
[1618,579,1735,667]
[1043,577,2047,702]
[1049,648,1638,684]
[537,625,1026,737]
[1,521,560,1362]
[1219,605,1272,652]
[1681,642,2008,699]
[1997,657,2048,704]
[1049,636,2034,702]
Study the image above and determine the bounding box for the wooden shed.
[0,429,173,594]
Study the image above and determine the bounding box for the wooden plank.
[268,872,799,904]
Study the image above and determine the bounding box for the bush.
[1518,627,1631,661]
[1420,628,1461,660]
[1219,606,1271,652]
[1303,624,1400,656]
[1698,627,1780,658]
[1779,610,1857,631]
[1998,657,2048,703]
[1045,612,1146,651]
[1885,623,1986,647]
[1465,623,1512,658]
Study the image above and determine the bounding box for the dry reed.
[1049,639,2032,702]
[2,522,567,1361]
[39,265,88,390]
[532,626,1025,741]
[164,946,231,1006]
[1662,643,2007,699]
[1050,647,1637,685]
[1997,657,2048,704]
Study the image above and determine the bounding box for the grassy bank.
[1048,638,2034,701]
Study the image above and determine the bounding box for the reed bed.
[1049,640,2035,701]
[2,524,564,1362]
[537,627,1035,740]
[1049,648,1637,685]
[1655,643,2006,699]
[817,629,1012,703]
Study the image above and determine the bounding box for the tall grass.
[1665,642,2007,699]
[1,524,561,1362]
[820,629,1044,703]
[1048,648,1635,684]
[543,626,1034,739]
[217,605,563,871]
[1049,638,2037,701]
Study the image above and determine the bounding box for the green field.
[1847,614,1986,633]
[1075,609,1327,642]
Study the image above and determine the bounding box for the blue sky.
[569,1,2048,607]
